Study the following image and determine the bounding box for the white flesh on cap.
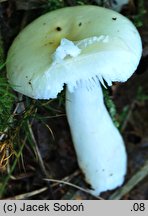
[66,81,127,195]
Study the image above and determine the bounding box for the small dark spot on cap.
[110,173,113,176]
[78,22,82,26]
[28,79,32,85]
[112,17,117,20]
[56,26,62,31]
[43,23,46,25]
[26,76,28,78]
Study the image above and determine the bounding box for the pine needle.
[109,160,148,200]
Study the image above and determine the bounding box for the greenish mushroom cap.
[7,5,142,99]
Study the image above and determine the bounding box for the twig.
[27,121,49,177]
[109,160,148,200]
[27,121,54,199]
[50,170,80,188]
[44,178,104,200]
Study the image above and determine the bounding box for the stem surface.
[66,81,127,195]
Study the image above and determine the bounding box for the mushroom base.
[66,81,127,196]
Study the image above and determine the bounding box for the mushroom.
[6,6,142,195]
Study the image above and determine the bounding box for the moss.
[0,37,15,132]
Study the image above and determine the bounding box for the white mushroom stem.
[66,81,127,196]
